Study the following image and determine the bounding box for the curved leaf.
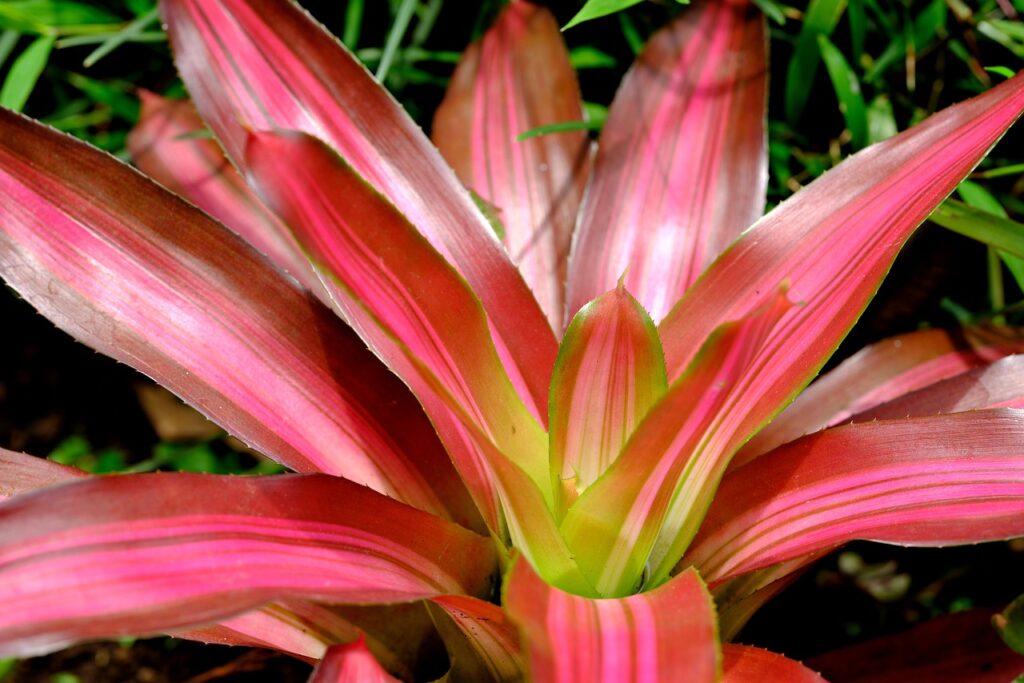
[0,448,86,499]
[686,410,1024,584]
[560,291,792,596]
[808,610,1024,682]
[722,645,826,682]
[430,595,523,683]
[503,558,719,683]
[126,92,316,291]
[0,108,479,527]
[433,2,589,330]
[161,0,557,418]
[566,0,768,323]
[549,285,666,516]
[738,326,1024,464]
[659,74,1024,388]
[310,639,400,683]
[244,129,548,532]
[0,473,497,657]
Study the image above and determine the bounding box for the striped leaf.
[685,410,1024,584]
[738,326,1024,465]
[430,595,523,683]
[0,473,497,658]
[549,285,666,516]
[0,109,478,528]
[127,92,316,291]
[504,558,719,683]
[161,0,557,418]
[433,1,590,330]
[566,0,767,323]
[0,448,85,499]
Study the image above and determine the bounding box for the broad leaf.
[738,326,1024,465]
[566,0,767,323]
[0,473,497,657]
[309,639,400,683]
[430,595,523,683]
[127,92,316,291]
[0,109,480,528]
[161,0,557,418]
[549,285,666,516]
[808,610,1024,682]
[503,558,719,683]
[722,645,826,682]
[685,410,1024,584]
[433,1,590,330]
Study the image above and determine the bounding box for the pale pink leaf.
[566,0,767,323]
[433,1,590,330]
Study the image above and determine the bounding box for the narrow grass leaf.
[818,33,867,149]
[785,0,847,123]
[0,35,53,111]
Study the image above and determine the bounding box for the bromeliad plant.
[1,0,1024,680]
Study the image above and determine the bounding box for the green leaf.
[931,198,1024,263]
[753,0,786,25]
[818,34,867,149]
[785,0,847,123]
[988,66,1018,79]
[569,45,616,69]
[994,593,1024,655]
[867,95,898,143]
[81,5,159,68]
[516,119,603,141]
[956,180,1024,294]
[0,35,53,111]
[0,1,121,36]
[564,0,645,31]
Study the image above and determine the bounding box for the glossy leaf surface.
[686,411,1024,583]
[0,473,497,657]
[504,558,718,683]
[0,108,476,526]
[433,1,589,330]
[162,0,557,417]
[566,0,768,323]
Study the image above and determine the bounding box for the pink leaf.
[549,285,666,516]
[659,74,1024,390]
[503,557,719,683]
[686,410,1024,584]
[127,92,316,290]
[433,1,590,330]
[738,326,1024,465]
[807,610,1024,682]
[0,108,479,527]
[161,0,557,417]
[0,473,497,657]
[243,129,551,533]
[309,638,400,683]
[722,645,826,682]
[566,0,767,323]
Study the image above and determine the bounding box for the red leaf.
[807,610,1024,682]
[309,638,400,683]
[0,449,85,499]
[722,645,826,682]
